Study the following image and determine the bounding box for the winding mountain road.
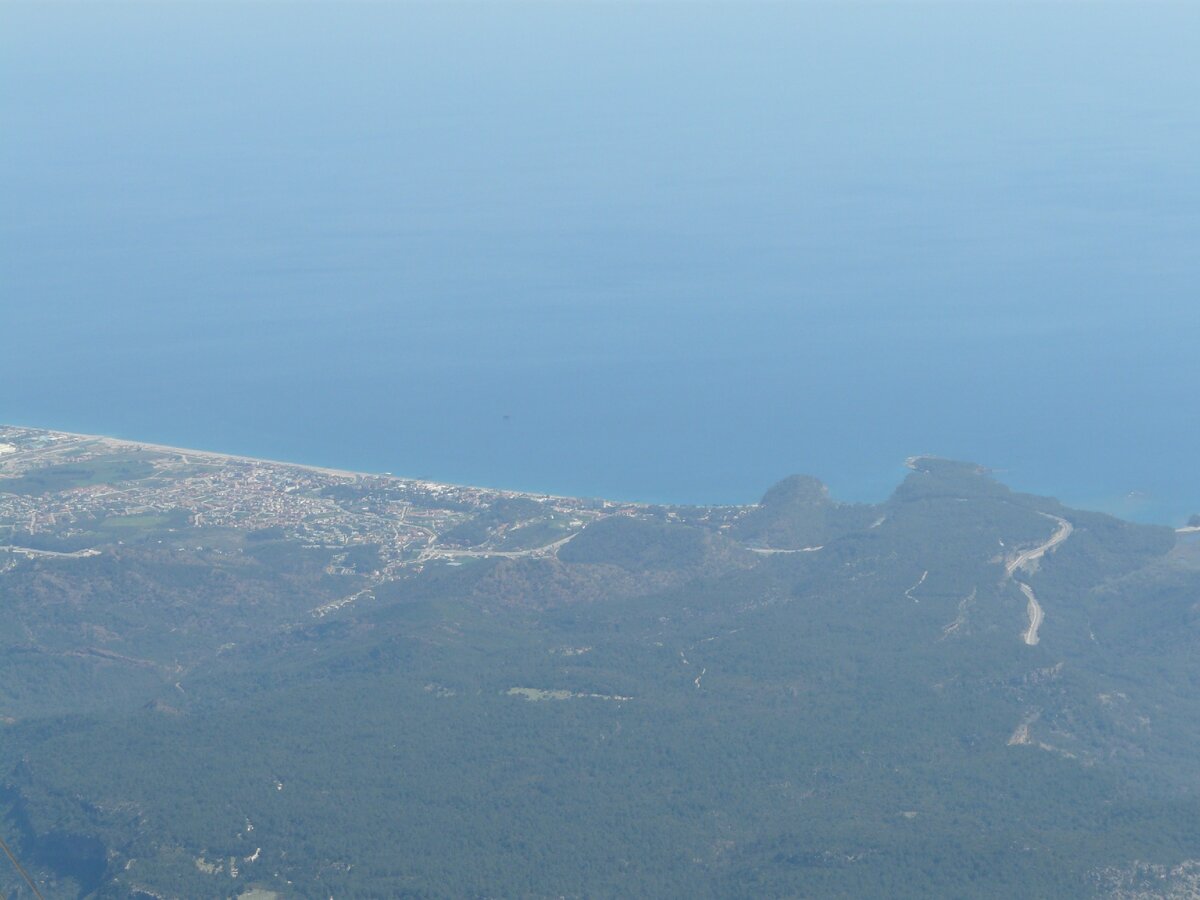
[1017,583,1044,646]
[1006,514,1073,646]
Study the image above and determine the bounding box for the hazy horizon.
[3,2,1198,522]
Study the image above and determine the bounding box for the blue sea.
[2,3,1198,523]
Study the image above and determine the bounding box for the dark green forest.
[2,459,1199,898]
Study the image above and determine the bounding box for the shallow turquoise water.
[2,4,1198,522]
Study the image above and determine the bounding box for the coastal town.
[0,424,653,581]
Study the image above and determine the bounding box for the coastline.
[0,422,638,507]
[2,421,1195,527]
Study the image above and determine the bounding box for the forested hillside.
[2,442,1198,898]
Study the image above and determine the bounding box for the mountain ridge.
[1,425,1197,898]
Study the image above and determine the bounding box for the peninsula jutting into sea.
[3,422,1200,898]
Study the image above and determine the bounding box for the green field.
[0,457,157,495]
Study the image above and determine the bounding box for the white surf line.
[0,423,647,507]
[1006,514,1073,646]
[1177,526,1200,534]
[903,570,928,603]
[694,667,706,690]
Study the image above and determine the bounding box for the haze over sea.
[2,3,1198,523]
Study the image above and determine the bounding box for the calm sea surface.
[2,4,1198,522]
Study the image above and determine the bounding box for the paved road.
[428,531,581,560]
[1017,583,1045,646]
[1006,514,1073,578]
[746,545,823,555]
[0,544,100,559]
[1006,514,1073,646]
